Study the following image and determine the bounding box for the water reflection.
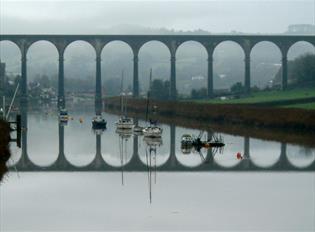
[143,136,163,203]
[2,106,315,231]
[64,113,95,167]
[116,128,133,185]
[7,107,315,172]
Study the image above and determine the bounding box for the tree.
[150,79,170,100]
[230,82,244,94]
[273,54,315,87]
[190,88,207,99]
[290,54,315,85]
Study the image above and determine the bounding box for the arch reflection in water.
[27,112,58,167]
[250,139,281,168]
[8,109,315,172]
[64,112,96,167]
[287,144,315,168]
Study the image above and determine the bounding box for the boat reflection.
[144,136,163,203]
[93,128,105,136]
[116,128,132,185]
[180,131,225,164]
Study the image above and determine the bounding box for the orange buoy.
[203,143,211,148]
[236,152,243,160]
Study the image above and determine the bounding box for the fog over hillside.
[1,0,314,95]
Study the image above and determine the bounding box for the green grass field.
[191,87,315,110]
[281,102,315,110]
[195,87,315,104]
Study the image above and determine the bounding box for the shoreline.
[105,97,315,147]
[0,119,11,181]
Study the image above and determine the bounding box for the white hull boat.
[143,126,163,138]
[115,117,134,130]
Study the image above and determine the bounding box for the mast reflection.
[143,136,163,203]
[116,128,132,185]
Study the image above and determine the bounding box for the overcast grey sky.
[0,0,315,34]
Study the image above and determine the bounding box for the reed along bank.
[105,97,315,146]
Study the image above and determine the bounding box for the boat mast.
[146,68,152,122]
[6,83,19,120]
[120,70,124,117]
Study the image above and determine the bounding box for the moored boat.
[143,126,163,138]
[116,117,134,130]
[59,108,69,122]
[92,115,107,130]
[133,125,144,135]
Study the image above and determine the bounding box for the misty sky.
[0,0,314,34]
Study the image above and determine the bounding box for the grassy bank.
[0,119,11,182]
[281,102,315,110]
[105,97,315,146]
[194,87,315,109]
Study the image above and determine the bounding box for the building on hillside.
[286,24,315,35]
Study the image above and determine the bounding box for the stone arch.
[287,40,315,59]
[28,39,59,55]
[175,40,208,97]
[213,40,245,54]
[251,40,282,55]
[250,41,282,89]
[139,40,171,56]
[26,40,59,83]
[0,40,22,75]
[212,40,245,91]
[176,40,208,57]
[101,40,133,55]
[64,39,97,57]
[0,39,21,56]
[101,40,134,96]
[138,40,171,95]
[63,40,96,80]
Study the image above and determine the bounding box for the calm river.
[1,108,314,231]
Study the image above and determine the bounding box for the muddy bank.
[0,119,11,182]
[105,97,315,147]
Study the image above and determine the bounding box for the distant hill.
[102,24,211,35]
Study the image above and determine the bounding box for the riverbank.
[0,119,11,181]
[197,87,315,109]
[105,97,315,147]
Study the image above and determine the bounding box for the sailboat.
[143,69,163,138]
[92,115,107,130]
[115,70,134,130]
